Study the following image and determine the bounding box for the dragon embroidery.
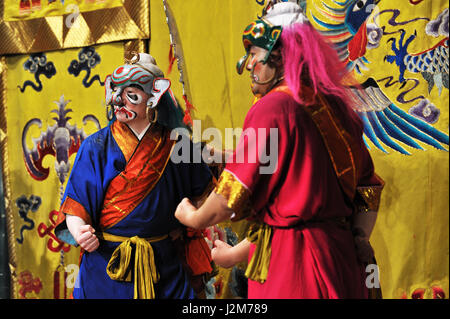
[384,9,449,95]
[307,0,449,154]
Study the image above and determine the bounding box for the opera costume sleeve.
[55,126,124,245]
[214,92,290,222]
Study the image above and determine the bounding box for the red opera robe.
[215,86,383,299]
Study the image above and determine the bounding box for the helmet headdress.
[236,1,308,74]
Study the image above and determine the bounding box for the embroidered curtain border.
[0,56,17,298]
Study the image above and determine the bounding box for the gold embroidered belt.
[97,232,168,299]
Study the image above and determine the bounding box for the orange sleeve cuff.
[57,197,92,226]
[55,197,92,246]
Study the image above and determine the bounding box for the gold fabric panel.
[0,0,149,55]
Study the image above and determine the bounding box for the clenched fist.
[75,224,99,252]
[211,239,235,268]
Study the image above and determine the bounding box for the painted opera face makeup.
[247,46,279,98]
[114,86,150,125]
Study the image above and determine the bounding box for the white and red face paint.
[113,90,147,120]
[114,105,136,120]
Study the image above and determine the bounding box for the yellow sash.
[245,223,272,284]
[98,232,168,299]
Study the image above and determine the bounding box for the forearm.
[190,192,234,229]
[352,210,378,240]
[66,215,87,239]
[212,238,251,268]
[230,238,251,264]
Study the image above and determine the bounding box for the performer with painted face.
[175,1,384,298]
[55,53,215,299]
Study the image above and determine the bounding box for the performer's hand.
[352,227,375,263]
[211,239,236,268]
[174,197,197,227]
[354,236,375,264]
[75,225,100,252]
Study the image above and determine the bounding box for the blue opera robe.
[55,121,212,299]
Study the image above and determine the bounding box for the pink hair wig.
[280,23,361,127]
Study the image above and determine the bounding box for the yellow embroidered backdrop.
[1,0,448,299]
